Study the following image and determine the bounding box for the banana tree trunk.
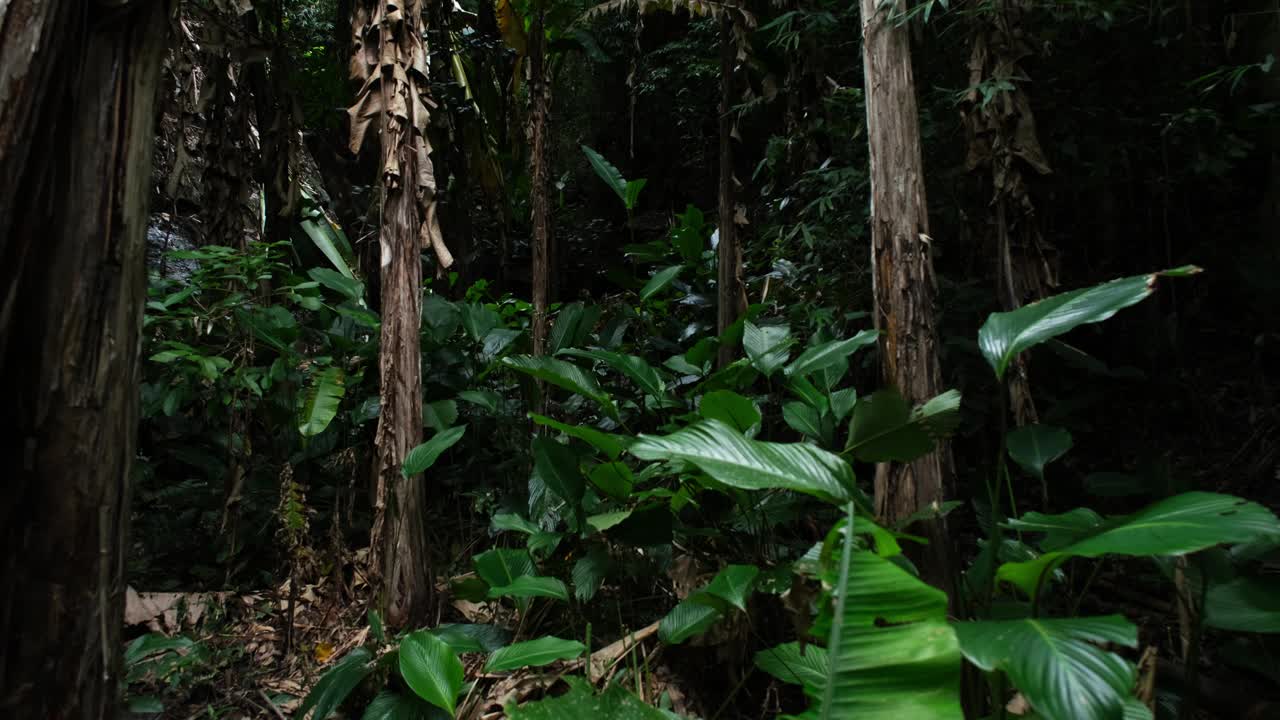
[0,0,168,714]
[716,14,746,368]
[349,0,449,626]
[858,0,953,590]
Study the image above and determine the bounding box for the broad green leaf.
[623,178,647,210]
[1205,575,1280,633]
[506,677,669,720]
[785,330,879,378]
[488,575,569,601]
[1005,508,1103,551]
[532,437,586,507]
[954,616,1138,720]
[845,389,961,463]
[549,302,601,355]
[783,401,823,441]
[560,348,667,399]
[743,322,793,377]
[1006,424,1073,481]
[485,636,586,672]
[658,597,723,644]
[587,510,632,533]
[428,623,512,654]
[581,144,628,202]
[473,548,536,588]
[830,388,858,422]
[423,295,462,341]
[755,642,829,690]
[588,461,634,500]
[628,419,857,503]
[308,267,365,303]
[639,265,684,301]
[460,302,502,341]
[572,546,611,601]
[699,389,762,435]
[399,631,464,716]
[300,212,357,279]
[502,355,618,418]
[458,389,501,413]
[128,697,165,714]
[299,367,346,437]
[360,691,445,720]
[820,506,962,720]
[402,425,466,476]
[296,647,375,720]
[492,513,541,535]
[999,492,1280,596]
[422,399,459,432]
[977,266,1201,379]
[704,564,760,611]
[530,413,628,459]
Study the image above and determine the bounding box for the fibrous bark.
[349,0,451,626]
[528,3,553,360]
[716,13,746,368]
[0,0,169,715]
[858,0,953,589]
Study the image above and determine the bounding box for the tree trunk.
[716,15,747,368]
[0,0,168,715]
[529,5,553,361]
[858,0,952,589]
[349,0,450,626]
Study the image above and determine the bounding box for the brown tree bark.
[528,4,553,361]
[858,0,953,589]
[0,0,169,715]
[716,14,746,368]
[349,0,450,626]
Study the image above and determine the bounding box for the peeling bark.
[0,0,169,714]
[858,0,953,591]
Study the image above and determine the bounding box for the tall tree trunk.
[0,0,168,714]
[349,0,451,626]
[858,0,952,589]
[529,4,552,360]
[716,15,746,368]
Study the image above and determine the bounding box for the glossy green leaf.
[703,564,760,611]
[460,302,502,341]
[587,461,634,500]
[428,623,512,654]
[473,548,536,588]
[954,616,1138,720]
[846,389,961,463]
[999,492,1280,596]
[296,647,375,720]
[784,330,878,379]
[422,399,459,433]
[743,322,793,377]
[699,389,762,435]
[623,178,647,210]
[830,388,858,422]
[399,631,464,716]
[360,691,447,720]
[581,144,628,202]
[502,355,618,418]
[492,512,541,535]
[586,510,632,533]
[299,367,346,437]
[530,413,628,459]
[572,546,612,602]
[506,677,669,720]
[639,265,684,301]
[488,575,569,601]
[629,419,857,503]
[300,209,357,280]
[658,597,723,644]
[783,401,823,441]
[458,389,501,413]
[402,425,466,476]
[977,266,1201,379]
[1205,575,1280,633]
[820,506,962,720]
[560,348,667,399]
[532,437,586,507]
[548,302,600,355]
[1006,425,1073,481]
[485,636,586,672]
[755,642,829,690]
[308,267,365,303]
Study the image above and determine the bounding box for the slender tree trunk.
[349,0,450,626]
[529,4,552,359]
[858,0,952,589]
[0,0,168,714]
[716,15,746,368]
